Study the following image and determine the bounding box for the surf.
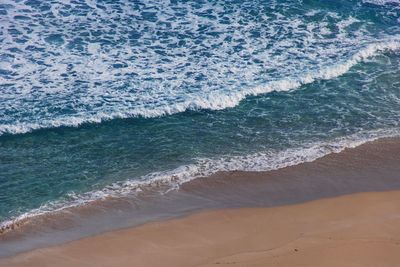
[1,39,399,136]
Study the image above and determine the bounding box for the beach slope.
[1,190,400,267]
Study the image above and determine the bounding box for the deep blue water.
[1,0,400,227]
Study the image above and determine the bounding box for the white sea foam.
[363,0,400,5]
[1,39,399,136]
[1,127,399,233]
[1,0,399,135]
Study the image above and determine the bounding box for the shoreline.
[3,128,398,236]
[2,190,400,266]
[1,137,400,259]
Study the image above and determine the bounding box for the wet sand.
[0,137,400,263]
[2,190,400,267]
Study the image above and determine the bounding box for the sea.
[1,0,400,231]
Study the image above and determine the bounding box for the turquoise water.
[1,0,400,227]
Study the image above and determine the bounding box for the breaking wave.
[1,40,399,136]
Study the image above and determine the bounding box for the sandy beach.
[0,138,400,265]
[2,2,400,266]
[1,190,400,267]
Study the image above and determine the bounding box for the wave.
[1,127,400,233]
[1,39,399,136]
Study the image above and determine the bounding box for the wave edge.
[1,127,399,234]
[1,39,400,136]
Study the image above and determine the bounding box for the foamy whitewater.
[1,0,400,230]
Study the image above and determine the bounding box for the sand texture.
[1,190,400,267]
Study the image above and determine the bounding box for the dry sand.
[1,190,400,267]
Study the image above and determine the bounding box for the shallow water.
[1,0,400,228]
[1,137,400,258]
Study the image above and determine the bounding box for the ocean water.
[1,0,400,229]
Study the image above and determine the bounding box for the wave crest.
[1,40,399,136]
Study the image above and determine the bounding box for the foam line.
[1,40,399,136]
[1,127,399,233]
